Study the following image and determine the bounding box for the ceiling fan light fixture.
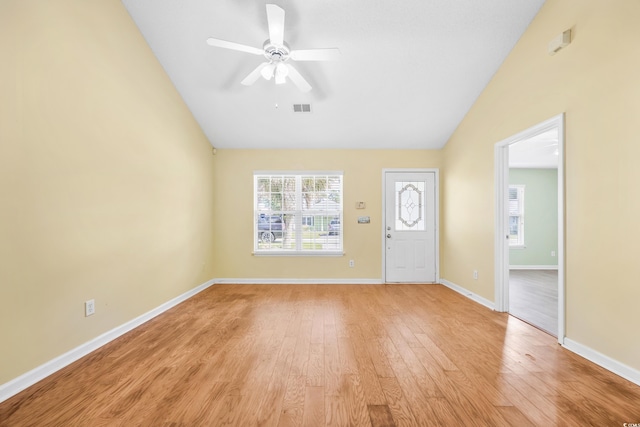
[261,63,276,80]
[274,63,289,84]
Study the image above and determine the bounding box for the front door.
[384,171,437,283]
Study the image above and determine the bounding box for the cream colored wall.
[442,0,640,370]
[0,1,216,384]
[211,150,441,280]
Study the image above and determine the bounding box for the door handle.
[387,234,392,239]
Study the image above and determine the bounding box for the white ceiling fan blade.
[241,62,270,86]
[290,48,341,61]
[285,64,311,92]
[206,38,264,56]
[266,4,285,46]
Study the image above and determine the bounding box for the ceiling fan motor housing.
[263,41,290,62]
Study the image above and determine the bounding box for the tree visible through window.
[509,185,525,246]
[254,172,343,254]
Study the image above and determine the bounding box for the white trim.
[254,170,343,176]
[382,168,440,284]
[495,142,510,312]
[509,265,559,270]
[252,251,344,257]
[563,339,640,386]
[494,113,565,345]
[439,279,495,311]
[557,115,566,345]
[0,279,216,404]
[213,278,383,285]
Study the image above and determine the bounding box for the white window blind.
[254,172,343,255]
[509,185,525,246]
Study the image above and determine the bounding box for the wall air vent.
[293,104,312,113]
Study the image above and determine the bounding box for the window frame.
[253,171,344,256]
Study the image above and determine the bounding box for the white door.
[384,171,437,283]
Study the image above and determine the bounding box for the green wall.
[509,168,558,267]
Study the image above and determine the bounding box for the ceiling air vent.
[293,104,312,113]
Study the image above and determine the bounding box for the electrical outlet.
[349,260,355,268]
[85,299,95,317]
[473,270,478,280]
[551,250,556,257]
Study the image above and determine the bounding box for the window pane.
[259,178,272,191]
[282,177,296,211]
[508,185,525,246]
[257,193,270,211]
[395,181,425,231]
[509,216,519,236]
[509,187,518,200]
[256,213,285,248]
[271,177,283,191]
[280,213,296,250]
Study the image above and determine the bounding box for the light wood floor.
[2,284,639,426]
[509,270,558,336]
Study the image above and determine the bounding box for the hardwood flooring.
[509,270,558,336]
[2,284,639,426]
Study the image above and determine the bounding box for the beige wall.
[3,0,639,391]
[0,0,216,383]
[211,149,441,280]
[442,0,640,370]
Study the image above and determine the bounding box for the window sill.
[253,251,344,257]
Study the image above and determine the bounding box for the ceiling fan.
[206,4,340,92]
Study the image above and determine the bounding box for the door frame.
[494,113,565,344]
[382,168,440,283]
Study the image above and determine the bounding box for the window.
[254,172,343,255]
[509,185,525,247]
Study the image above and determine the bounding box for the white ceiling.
[121,0,545,150]
[509,128,559,169]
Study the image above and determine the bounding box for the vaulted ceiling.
[121,0,545,149]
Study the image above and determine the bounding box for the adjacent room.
[2,0,639,425]
[508,129,560,336]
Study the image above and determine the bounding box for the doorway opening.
[494,114,565,343]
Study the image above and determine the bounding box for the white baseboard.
[563,338,640,386]
[213,278,384,285]
[0,279,216,404]
[509,265,558,270]
[439,279,495,311]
